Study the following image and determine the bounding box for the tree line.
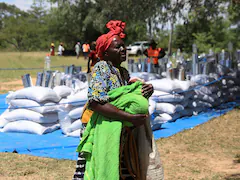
[0,0,239,54]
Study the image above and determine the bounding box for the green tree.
[173,0,239,54]
[27,0,49,50]
[0,3,29,50]
[0,2,49,51]
[47,0,166,46]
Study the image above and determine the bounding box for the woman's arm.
[128,78,154,98]
[87,56,91,73]
[120,66,153,98]
[89,100,147,127]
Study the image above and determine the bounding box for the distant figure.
[58,42,65,56]
[50,43,55,56]
[87,41,99,73]
[75,42,81,59]
[82,41,90,60]
[143,39,165,73]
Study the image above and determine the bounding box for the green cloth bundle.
[77,81,149,180]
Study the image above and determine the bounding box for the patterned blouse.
[88,61,130,104]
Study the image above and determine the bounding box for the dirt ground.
[157,108,240,180]
[0,78,36,93]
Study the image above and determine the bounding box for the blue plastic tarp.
[153,101,239,139]
[0,94,8,114]
[0,93,239,160]
[0,129,79,160]
[0,93,79,160]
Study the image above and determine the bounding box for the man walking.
[75,42,81,59]
[82,41,90,60]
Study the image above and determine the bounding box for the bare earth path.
[157,108,240,179]
[0,78,36,93]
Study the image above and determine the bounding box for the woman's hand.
[128,77,145,84]
[127,114,148,127]
[142,83,154,98]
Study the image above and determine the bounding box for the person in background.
[50,43,55,56]
[72,20,164,180]
[82,41,90,60]
[58,42,65,56]
[75,42,81,59]
[87,41,99,73]
[143,39,165,73]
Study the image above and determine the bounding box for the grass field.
[0,52,239,179]
[0,52,90,94]
[0,52,88,82]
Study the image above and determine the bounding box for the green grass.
[0,52,88,82]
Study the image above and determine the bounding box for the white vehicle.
[127,41,150,56]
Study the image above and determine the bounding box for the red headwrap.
[96,20,126,60]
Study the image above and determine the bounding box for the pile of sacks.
[1,66,239,135]
[147,78,194,130]
[218,71,240,103]
[0,87,61,135]
[58,84,88,137]
[147,65,240,131]
[0,81,89,136]
[190,70,240,112]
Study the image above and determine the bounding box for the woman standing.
[87,41,99,73]
[50,43,55,56]
[73,20,164,180]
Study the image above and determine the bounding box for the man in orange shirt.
[82,41,90,60]
[143,39,165,73]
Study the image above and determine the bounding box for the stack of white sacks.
[189,74,218,111]
[219,72,240,103]
[0,79,89,137]
[57,81,88,137]
[215,65,240,102]
[190,71,240,111]
[0,87,60,135]
[1,67,239,135]
[147,78,194,130]
[146,69,240,131]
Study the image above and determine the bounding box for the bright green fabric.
[76,81,149,180]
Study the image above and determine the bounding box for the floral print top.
[88,61,129,103]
